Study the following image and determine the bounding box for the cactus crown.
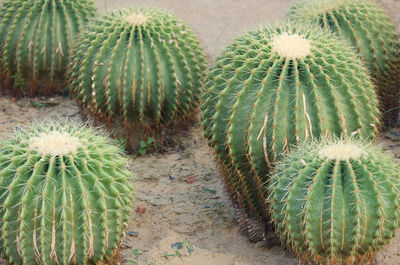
[289,0,400,125]
[0,122,133,265]
[269,138,400,264]
[0,0,96,95]
[318,141,364,160]
[125,13,147,25]
[271,32,311,59]
[29,131,82,156]
[70,7,207,130]
[202,21,379,221]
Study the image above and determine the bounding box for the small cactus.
[202,22,380,221]
[289,0,400,125]
[0,122,134,265]
[268,138,400,264]
[70,8,207,135]
[0,0,96,95]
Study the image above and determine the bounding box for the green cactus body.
[269,139,400,264]
[0,0,96,95]
[70,8,207,130]
[0,122,134,265]
[201,22,380,221]
[289,0,400,125]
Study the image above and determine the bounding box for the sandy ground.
[1,0,400,264]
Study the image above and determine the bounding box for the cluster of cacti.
[70,8,207,129]
[289,0,400,125]
[269,138,400,264]
[0,122,134,265]
[202,22,380,220]
[1,0,400,264]
[0,0,96,95]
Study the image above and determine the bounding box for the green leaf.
[139,148,146,156]
[140,141,147,148]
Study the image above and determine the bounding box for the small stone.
[186,176,198,184]
[136,205,146,214]
[127,231,139,237]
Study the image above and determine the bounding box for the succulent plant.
[0,0,96,95]
[70,8,207,133]
[269,138,400,264]
[0,122,134,265]
[289,0,400,125]
[202,22,380,221]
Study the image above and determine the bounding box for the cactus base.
[80,106,197,153]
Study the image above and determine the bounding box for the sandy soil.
[1,0,400,264]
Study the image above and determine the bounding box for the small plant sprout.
[161,240,194,264]
[138,137,156,156]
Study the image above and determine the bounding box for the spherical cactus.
[268,138,400,264]
[0,0,96,95]
[0,122,134,265]
[70,8,207,139]
[202,22,380,221]
[289,0,400,126]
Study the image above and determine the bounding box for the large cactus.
[0,122,134,265]
[289,0,400,125]
[70,8,207,133]
[0,0,96,95]
[202,22,380,221]
[269,138,400,264]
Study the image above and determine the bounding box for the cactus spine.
[269,138,400,264]
[289,0,400,125]
[70,8,207,130]
[202,22,380,221]
[0,0,96,95]
[0,122,134,265]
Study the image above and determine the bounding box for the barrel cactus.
[0,0,96,95]
[289,0,400,125]
[202,22,380,221]
[269,138,400,264]
[70,8,207,140]
[0,122,134,265]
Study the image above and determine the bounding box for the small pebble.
[186,176,198,184]
[172,242,184,249]
[127,231,139,237]
[136,205,146,214]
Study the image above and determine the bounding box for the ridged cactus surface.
[289,0,400,125]
[0,0,96,95]
[202,22,380,221]
[269,139,400,264]
[0,122,133,265]
[70,8,207,129]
